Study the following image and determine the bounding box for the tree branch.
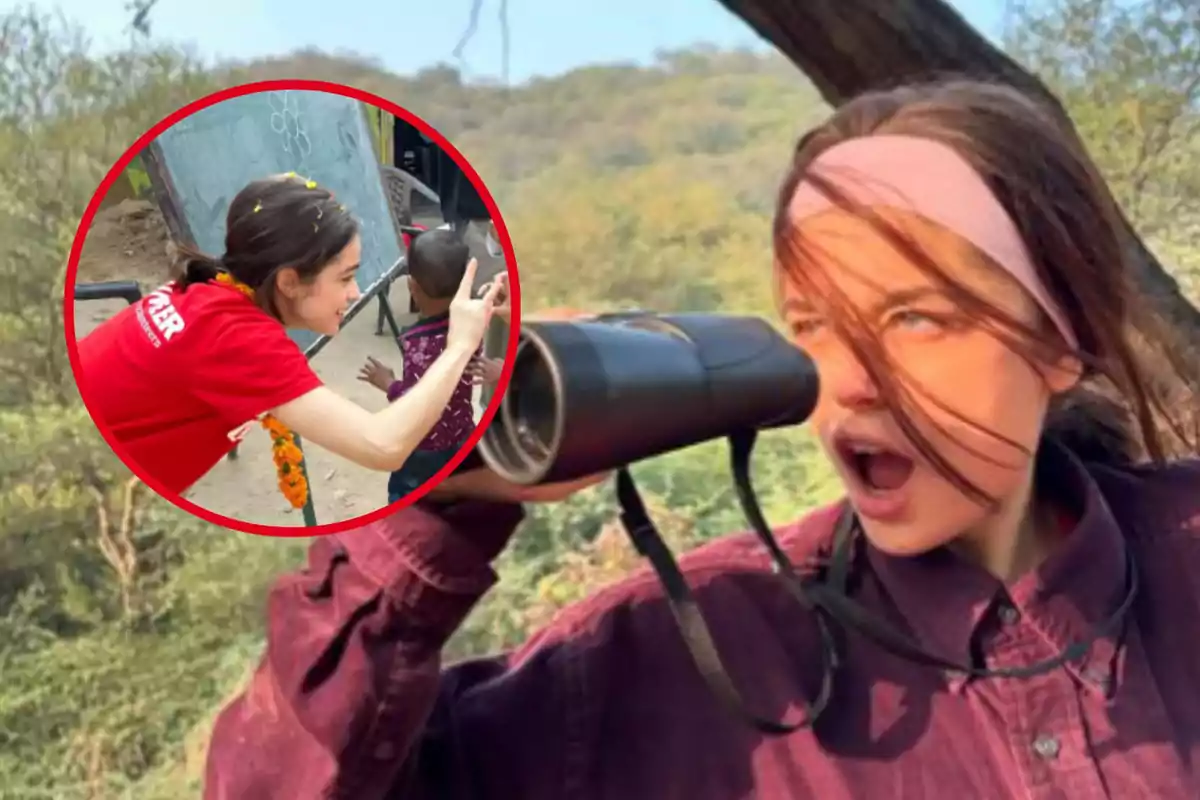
[456,0,512,84]
[86,476,142,617]
[126,0,159,37]
[713,0,1200,382]
[454,0,485,62]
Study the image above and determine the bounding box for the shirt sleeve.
[386,378,409,403]
[185,306,324,426]
[202,500,532,800]
[386,334,422,403]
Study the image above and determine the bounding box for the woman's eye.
[889,310,941,331]
[790,317,826,337]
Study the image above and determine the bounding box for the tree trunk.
[715,0,1200,381]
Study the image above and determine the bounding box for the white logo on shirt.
[142,287,186,342]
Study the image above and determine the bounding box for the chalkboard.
[143,89,404,353]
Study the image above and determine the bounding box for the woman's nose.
[822,345,881,410]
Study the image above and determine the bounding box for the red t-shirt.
[77,281,323,495]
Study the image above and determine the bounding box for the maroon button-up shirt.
[204,443,1200,799]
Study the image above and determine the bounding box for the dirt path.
[72,199,502,529]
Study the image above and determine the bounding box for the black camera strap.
[616,466,840,734]
[614,430,1139,736]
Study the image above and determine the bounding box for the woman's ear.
[1034,306,1083,397]
[274,266,304,300]
[1043,349,1084,397]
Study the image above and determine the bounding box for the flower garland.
[214,272,309,510]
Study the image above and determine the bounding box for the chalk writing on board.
[148,89,406,354]
[268,91,312,164]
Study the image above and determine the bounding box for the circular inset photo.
[64,80,519,536]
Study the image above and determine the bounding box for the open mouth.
[834,434,916,494]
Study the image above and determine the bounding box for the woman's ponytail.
[171,241,223,289]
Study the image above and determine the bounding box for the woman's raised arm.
[271,262,504,471]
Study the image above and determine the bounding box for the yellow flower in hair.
[305,180,317,189]
[215,272,253,299]
[253,201,263,213]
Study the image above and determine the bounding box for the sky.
[11,0,1014,84]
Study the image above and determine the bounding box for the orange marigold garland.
[263,416,309,510]
[214,272,309,509]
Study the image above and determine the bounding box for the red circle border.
[62,79,522,538]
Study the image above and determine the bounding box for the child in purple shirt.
[359,229,502,503]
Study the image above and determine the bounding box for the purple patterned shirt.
[386,312,477,452]
[204,442,1200,799]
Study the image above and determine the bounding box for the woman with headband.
[76,172,506,505]
[205,82,1199,798]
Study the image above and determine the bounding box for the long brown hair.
[172,173,359,320]
[774,79,1194,506]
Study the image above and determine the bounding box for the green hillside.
[0,1,1196,796]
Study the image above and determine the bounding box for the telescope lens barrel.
[479,314,819,485]
[506,343,558,461]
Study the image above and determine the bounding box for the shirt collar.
[865,439,1129,696]
[413,310,450,326]
[401,310,451,338]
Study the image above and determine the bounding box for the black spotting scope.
[477,312,821,485]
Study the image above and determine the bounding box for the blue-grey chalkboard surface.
[144,89,404,354]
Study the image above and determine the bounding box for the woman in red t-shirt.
[76,173,504,498]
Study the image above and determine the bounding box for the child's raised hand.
[478,274,510,322]
[357,356,396,393]
[448,259,505,354]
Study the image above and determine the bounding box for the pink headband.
[786,134,1079,349]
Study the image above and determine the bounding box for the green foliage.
[0,7,220,643]
[125,158,151,197]
[0,0,1196,796]
[1008,0,1200,289]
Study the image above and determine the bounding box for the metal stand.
[293,433,319,527]
[74,280,143,304]
[374,285,404,338]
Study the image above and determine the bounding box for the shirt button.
[997,603,1020,626]
[1032,734,1060,760]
